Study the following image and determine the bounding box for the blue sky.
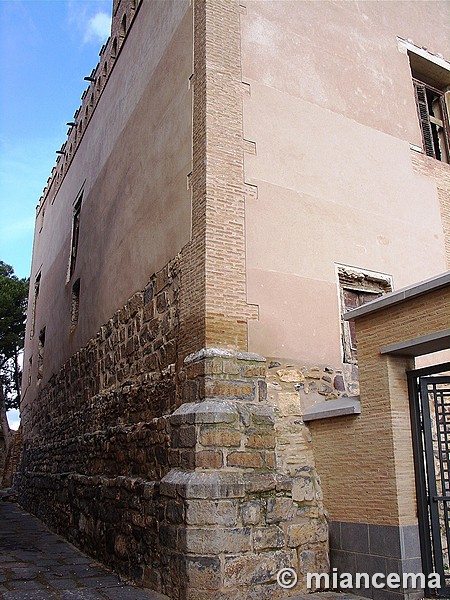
[0,0,112,428]
[0,0,112,281]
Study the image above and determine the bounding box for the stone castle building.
[18,1,450,599]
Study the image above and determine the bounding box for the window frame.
[68,192,83,281]
[413,78,450,163]
[397,37,450,164]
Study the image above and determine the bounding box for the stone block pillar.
[158,348,328,600]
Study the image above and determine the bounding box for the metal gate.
[408,364,450,597]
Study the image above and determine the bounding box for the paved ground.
[0,500,168,600]
[0,496,364,600]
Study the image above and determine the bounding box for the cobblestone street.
[0,500,168,600]
[0,498,366,600]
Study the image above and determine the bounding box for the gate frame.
[407,364,450,597]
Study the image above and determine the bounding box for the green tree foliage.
[0,262,29,411]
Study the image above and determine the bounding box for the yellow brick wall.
[411,150,450,269]
[179,0,257,359]
[356,286,450,348]
[310,285,450,526]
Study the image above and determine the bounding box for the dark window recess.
[38,327,45,347]
[69,195,82,278]
[71,279,80,331]
[39,207,45,233]
[414,79,450,163]
[37,326,46,382]
[120,14,127,39]
[30,272,41,338]
[112,37,118,59]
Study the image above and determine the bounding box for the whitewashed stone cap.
[170,400,274,426]
[303,397,361,422]
[160,469,245,499]
[170,400,238,425]
[184,347,266,364]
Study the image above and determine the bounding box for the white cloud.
[83,12,111,44]
[0,216,35,243]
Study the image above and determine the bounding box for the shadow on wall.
[1,428,23,489]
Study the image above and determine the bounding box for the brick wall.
[310,284,450,526]
[178,0,258,359]
[411,150,450,268]
[309,281,450,600]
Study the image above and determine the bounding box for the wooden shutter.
[443,91,450,159]
[414,80,435,158]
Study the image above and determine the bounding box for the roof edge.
[344,270,450,321]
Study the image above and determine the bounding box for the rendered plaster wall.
[22,0,193,409]
[241,0,450,367]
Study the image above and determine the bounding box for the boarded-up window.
[342,288,382,363]
[338,267,392,363]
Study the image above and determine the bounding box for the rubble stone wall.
[20,256,181,441]
[1,429,23,489]
[17,256,180,585]
[17,282,331,597]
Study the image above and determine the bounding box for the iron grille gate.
[409,366,450,597]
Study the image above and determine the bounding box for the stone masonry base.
[17,346,329,600]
